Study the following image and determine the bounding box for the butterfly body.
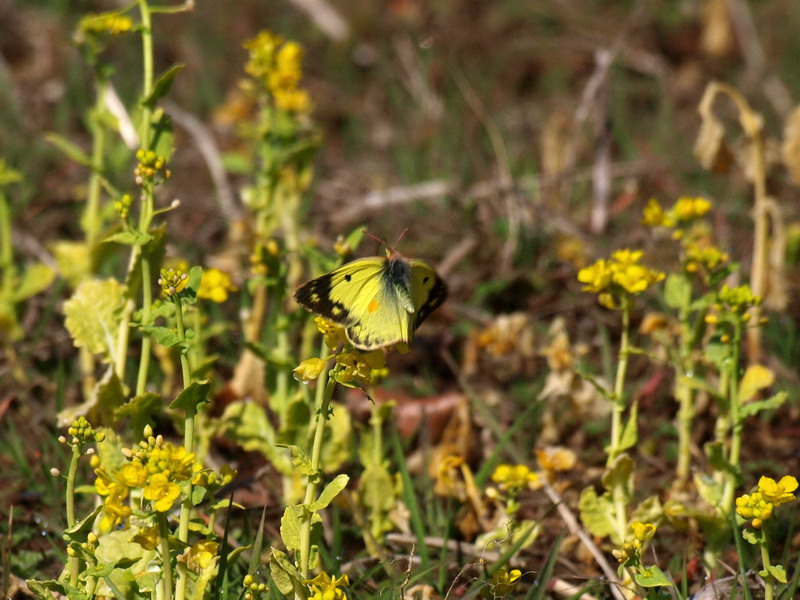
[294,250,447,350]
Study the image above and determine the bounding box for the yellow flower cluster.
[316,317,348,351]
[158,267,189,297]
[642,196,712,228]
[612,521,657,564]
[76,12,133,37]
[306,572,349,600]
[683,241,729,274]
[718,284,760,313]
[490,464,539,493]
[243,574,269,600]
[483,568,522,598]
[335,349,387,387]
[736,476,798,529]
[243,31,311,113]
[577,249,665,306]
[62,416,105,446]
[95,427,235,531]
[198,268,236,303]
[134,149,171,186]
[183,540,219,573]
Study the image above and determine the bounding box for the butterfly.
[294,249,447,351]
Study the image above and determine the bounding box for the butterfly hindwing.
[294,254,447,351]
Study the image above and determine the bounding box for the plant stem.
[66,444,81,587]
[159,514,174,600]
[761,529,774,600]
[608,298,631,464]
[298,372,338,587]
[675,302,695,486]
[135,256,153,396]
[172,294,195,600]
[721,320,743,513]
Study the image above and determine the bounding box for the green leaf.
[26,579,61,599]
[11,263,55,302]
[321,402,352,472]
[114,392,162,434]
[141,325,181,348]
[84,558,139,578]
[693,472,723,507]
[280,505,303,551]
[766,564,787,583]
[578,486,618,543]
[617,402,638,453]
[664,273,692,309]
[601,454,633,492]
[191,556,219,600]
[269,549,302,595]
[63,506,103,542]
[276,444,315,476]
[742,528,759,545]
[169,380,210,414]
[63,278,126,360]
[45,133,92,166]
[141,64,184,109]
[740,391,786,419]
[739,365,774,403]
[50,241,92,288]
[57,369,126,427]
[634,565,672,588]
[630,495,663,526]
[704,441,739,477]
[308,474,349,511]
[192,485,207,505]
[103,229,153,247]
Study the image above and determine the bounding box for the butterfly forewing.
[294,254,447,351]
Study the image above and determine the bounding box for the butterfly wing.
[409,259,448,330]
[294,256,447,351]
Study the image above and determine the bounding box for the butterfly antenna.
[393,228,409,249]
[362,229,387,254]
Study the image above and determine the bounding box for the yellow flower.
[118,462,148,488]
[94,469,126,498]
[641,198,672,227]
[334,350,386,387]
[315,317,348,350]
[99,495,132,531]
[306,572,349,600]
[484,568,522,598]
[631,521,656,544]
[672,196,712,222]
[143,472,181,512]
[610,249,643,265]
[758,476,798,507]
[735,491,774,528]
[243,31,311,113]
[719,284,760,312]
[132,524,160,550]
[577,259,613,293]
[612,262,665,294]
[158,267,189,296]
[491,464,538,492]
[77,12,134,37]
[147,442,197,481]
[535,446,576,481]
[293,357,327,383]
[184,540,219,572]
[198,268,236,303]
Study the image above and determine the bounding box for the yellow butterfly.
[294,249,447,351]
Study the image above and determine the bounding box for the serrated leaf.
[141,64,184,109]
[280,505,303,551]
[766,564,787,583]
[63,278,126,360]
[50,240,92,288]
[45,132,92,166]
[740,392,787,418]
[269,549,302,595]
[11,263,55,302]
[664,273,692,310]
[308,474,349,511]
[739,365,775,403]
[104,229,153,247]
[742,528,759,544]
[57,369,126,427]
[578,486,618,542]
[277,444,315,476]
[169,380,210,414]
[601,454,633,492]
[142,325,181,348]
[634,565,672,588]
[26,579,61,599]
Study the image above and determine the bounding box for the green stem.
[173,294,194,600]
[608,298,631,464]
[135,256,153,396]
[761,530,774,600]
[138,0,154,149]
[675,303,695,486]
[82,79,107,250]
[159,514,174,600]
[298,370,338,589]
[65,444,81,587]
[0,190,14,302]
[721,321,743,513]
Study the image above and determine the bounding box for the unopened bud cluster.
[61,416,105,447]
[122,424,164,461]
[134,149,171,186]
[158,267,189,296]
[114,193,133,220]
[243,575,268,600]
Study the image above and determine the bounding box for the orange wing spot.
[368,299,380,313]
